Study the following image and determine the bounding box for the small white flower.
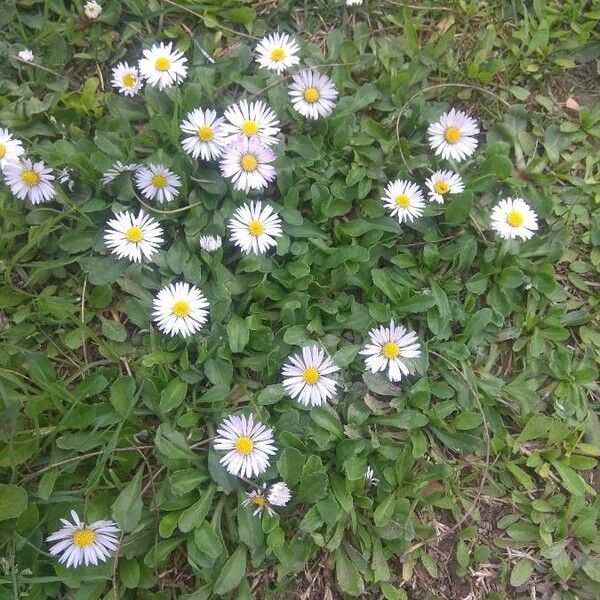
[134,164,181,203]
[100,161,142,186]
[281,345,340,407]
[242,481,291,517]
[220,135,276,193]
[83,0,102,19]
[228,201,282,255]
[381,179,425,223]
[17,49,34,62]
[268,482,291,507]
[365,466,379,486]
[346,0,363,4]
[104,210,164,263]
[152,282,209,338]
[425,169,464,203]
[110,62,142,97]
[222,100,281,147]
[138,41,188,91]
[181,108,228,161]
[3,158,55,204]
[46,510,119,569]
[213,414,277,479]
[490,197,538,241]
[360,320,421,382]
[428,108,480,162]
[289,70,338,120]
[255,32,300,74]
[0,128,25,168]
[199,234,222,252]
[57,168,75,191]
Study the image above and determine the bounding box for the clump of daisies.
[243,481,292,517]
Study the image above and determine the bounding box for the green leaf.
[112,467,143,532]
[582,557,600,582]
[277,447,305,486]
[372,411,429,429]
[0,484,27,521]
[551,461,591,496]
[227,314,249,353]
[373,493,396,527]
[159,379,188,413]
[510,559,534,587]
[334,547,365,596]
[297,471,329,503]
[110,376,136,416]
[178,485,215,533]
[214,546,247,595]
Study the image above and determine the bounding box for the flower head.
[220,135,276,193]
[346,0,363,4]
[139,42,187,90]
[18,49,34,62]
[289,70,338,120]
[365,466,379,486]
[428,108,480,162]
[152,282,209,337]
[268,482,291,507]
[83,0,102,19]
[111,62,142,97]
[425,169,464,203]
[228,201,282,255]
[134,164,181,203]
[46,510,119,569]
[222,100,281,147]
[381,179,425,223]
[0,128,25,168]
[181,108,228,161]
[3,158,55,204]
[104,210,164,263]
[57,168,75,191]
[214,414,277,479]
[199,234,222,253]
[490,197,538,240]
[100,161,142,186]
[282,345,340,407]
[255,32,300,74]
[243,481,291,516]
[360,320,421,382]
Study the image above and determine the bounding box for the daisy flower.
[104,210,164,263]
[220,136,276,193]
[243,481,291,517]
[83,0,102,19]
[100,161,142,186]
[134,164,181,203]
[213,414,277,479]
[46,510,119,569]
[199,234,222,252]
[289,70,338,120]
[428,108,480,162]
[360,320,421,382]
[180,108,228,161]
[381,179,426,223]
[281,345,340,407]
[425,169,464,203]
[255,32,300,74]
[269,482,291,507]
[57,168,75,191]
[139,42,188,91]
[152,282,209,338]
[228,201,282,255]
[110,62,142,97]
[490,198,538,241]
[3,158,56,204]
[346,0,363,4]
[18,49,34,62]
[365,466,379,486]
[222,100,281,147]
[0,128,25,168]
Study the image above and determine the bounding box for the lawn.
[0,0,599,599]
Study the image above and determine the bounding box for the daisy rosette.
[134,164,181,203]
[243,481,291,517]
[425,169,464,204]
[381,179,426,224]
[199,234,222,253]
[181,108,228,161]
[0,128,25,168]
[213,414,277,479]
[222,99,281,147]
[111,62,142,97]
[152,282,209,337]
[490,197,539,241]
[228,201,282,255]
[281,345,340,407]
[139,41,188,91]
[255,32,300,74]
[100,161,142,186]
[289,69,339,120]
[220,136,276,193]
[104,210,164,263]
[46,510,119,569]
[428,108,480,162]
[360,320,421,382]
[4,158,56,204]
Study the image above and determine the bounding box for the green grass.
[1,0,599,599]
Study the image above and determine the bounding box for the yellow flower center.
[240,153,258,172]
[252,495,267,507]
[506,211,525,227]
[303,367,320,384]
[241,120,259,136]
[270,47,286,61]
[382,341,400,359]
[0,143,5,158]
[303,87,320,103]
[155,56,171,71]
[151,174,167,188]
[21,170,40,187]
[235,436,254,455]
[172,300,190,318]
[444,126,461,144]
[433,181,449,195]
[395,194,411,208]
[125,226,144,243]
[122,73,136,88]
[72,528,96,548]
[197,126,214,141]
[248,220,265,236]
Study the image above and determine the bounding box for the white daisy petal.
[18,49,34,63]
[0,128,25,169]
[199,234,222,252]
[84,0,102,19]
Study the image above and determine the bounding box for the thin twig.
[134,192,205,215]
[9,54,66,77]
[80,275,89,369]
